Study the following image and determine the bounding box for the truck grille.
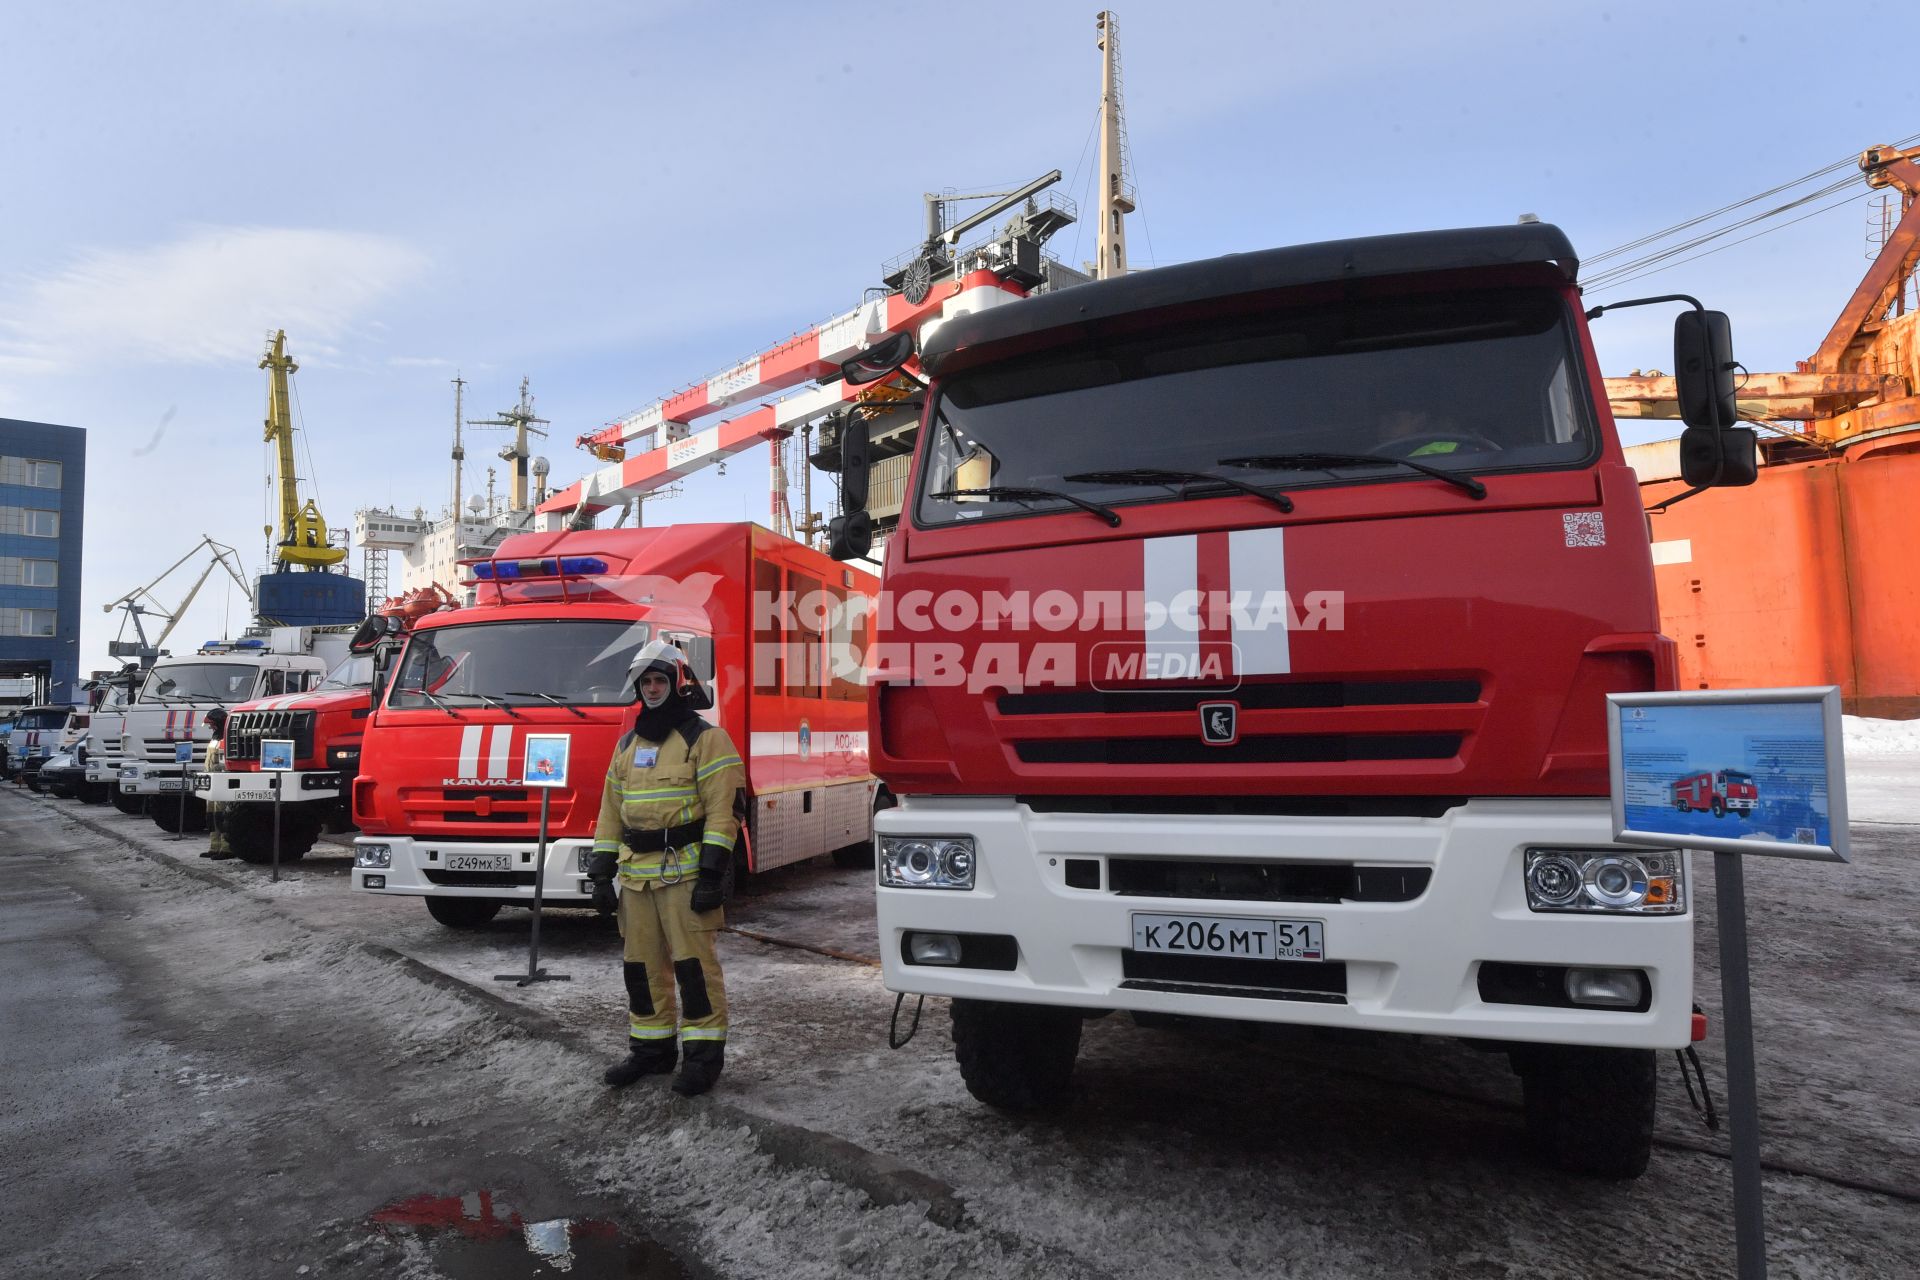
[1119,951,1348,1003]
[1106,859,1431,904]
[1015,733,1461,764]
[997,676,1480,770]
[227,710,316,762]
[423,869,538,887]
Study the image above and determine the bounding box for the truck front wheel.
[111,786,148,816]
[225,806,320,863]
[1513,1045,1656,1179]
[150,795,207,833]
[426,898,503,929]
[950,998,1083,1112]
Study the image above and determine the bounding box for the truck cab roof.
[919,223,1580,375]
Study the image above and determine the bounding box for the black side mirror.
[839,411,872,510]
[1679,425,1759,488]
[1674,309,1736,429]
[371,649,393,708]
[828,510,874,561]
[841,332,914,387]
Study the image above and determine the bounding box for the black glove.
[586,849,619,915]
[689,841,729,912]
[689,869,725,913]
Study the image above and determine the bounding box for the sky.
[2,0,1913,676]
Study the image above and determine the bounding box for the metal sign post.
[499,733,572,987]
[260,739,296,885]
[173,740,193,840]
[1607,688,1850,1280]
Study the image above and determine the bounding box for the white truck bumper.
[86,757,123,785]
[119,763,190,796]
[876,795,1694,1051]
[197,768,343,803]
[350,834,596,905]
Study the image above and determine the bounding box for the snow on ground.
[1844,717,1920,825]
[22,787,1920,1279]
[1844,715,1920,754]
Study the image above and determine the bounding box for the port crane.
[261,330,348,570]
[100,536,256,668]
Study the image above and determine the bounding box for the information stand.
[260,739,296,884]
[1607,687,1849,1280]
[172,740,194,840]
[498,733,573,987]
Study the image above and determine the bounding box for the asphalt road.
[3,787,1915,1279]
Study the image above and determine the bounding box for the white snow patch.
[1845,715,1920,754]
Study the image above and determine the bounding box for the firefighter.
[199,706,235,860]
[586,640,744,1096]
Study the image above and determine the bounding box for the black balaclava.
[632,681,697,744]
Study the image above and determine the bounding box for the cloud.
[0,226,428,373]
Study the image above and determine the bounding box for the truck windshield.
[140,664,257,702]
[917,288,1594,526]
[14,709,68,729]
[315,654,375,692]
[388,620,650,709]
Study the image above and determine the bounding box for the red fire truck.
[1671,769,1758,817]
[832,224,1759,1178]
[350,523,878,928]
[197,591,448,861]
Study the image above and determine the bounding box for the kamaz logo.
[441,777,509,787]
[1198,701,1239,747]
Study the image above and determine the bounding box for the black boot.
[671,1041,724,1097]
[604,1040,677,1088]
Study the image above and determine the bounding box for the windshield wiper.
[1217,452,1486,499]
[507,690,591,719]
[403,688,463,717]
[470,693,523,719]
[930,486,1122,526]
[1064,468,1294,513]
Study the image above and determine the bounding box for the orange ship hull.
[1635,435,1920,718]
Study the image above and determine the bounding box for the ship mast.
[450,374,466,522]
[1095,10,1137,279]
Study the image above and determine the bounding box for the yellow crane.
[260,330,346,570]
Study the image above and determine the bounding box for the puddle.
[372,1191,688,1278]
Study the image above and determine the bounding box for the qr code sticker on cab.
[1563,511,1606,547]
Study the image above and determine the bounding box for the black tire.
[111,786,149,816]
[426,898,503,929]
[224,806,322,864]
[1711,798,1725,818]
[24,773,43,794]
[1515,1045,1656,1179]
[80,781,109,805]
[150,795,208,834]
[950,998,1083,1112]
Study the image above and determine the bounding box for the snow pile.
[1845,715,1920,755]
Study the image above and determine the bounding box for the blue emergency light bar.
[470,556,610,581]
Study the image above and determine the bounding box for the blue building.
[0,418,85,705]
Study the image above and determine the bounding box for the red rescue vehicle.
[1671,769,1758,817]
[199,589,451,862]
[350,523,878,928]
[831,223,1759,1178]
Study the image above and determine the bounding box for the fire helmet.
[626,639,712,710]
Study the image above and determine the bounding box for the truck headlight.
[355,843,393,869]
[880,836,976,890]
[1524,848,1683,914]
